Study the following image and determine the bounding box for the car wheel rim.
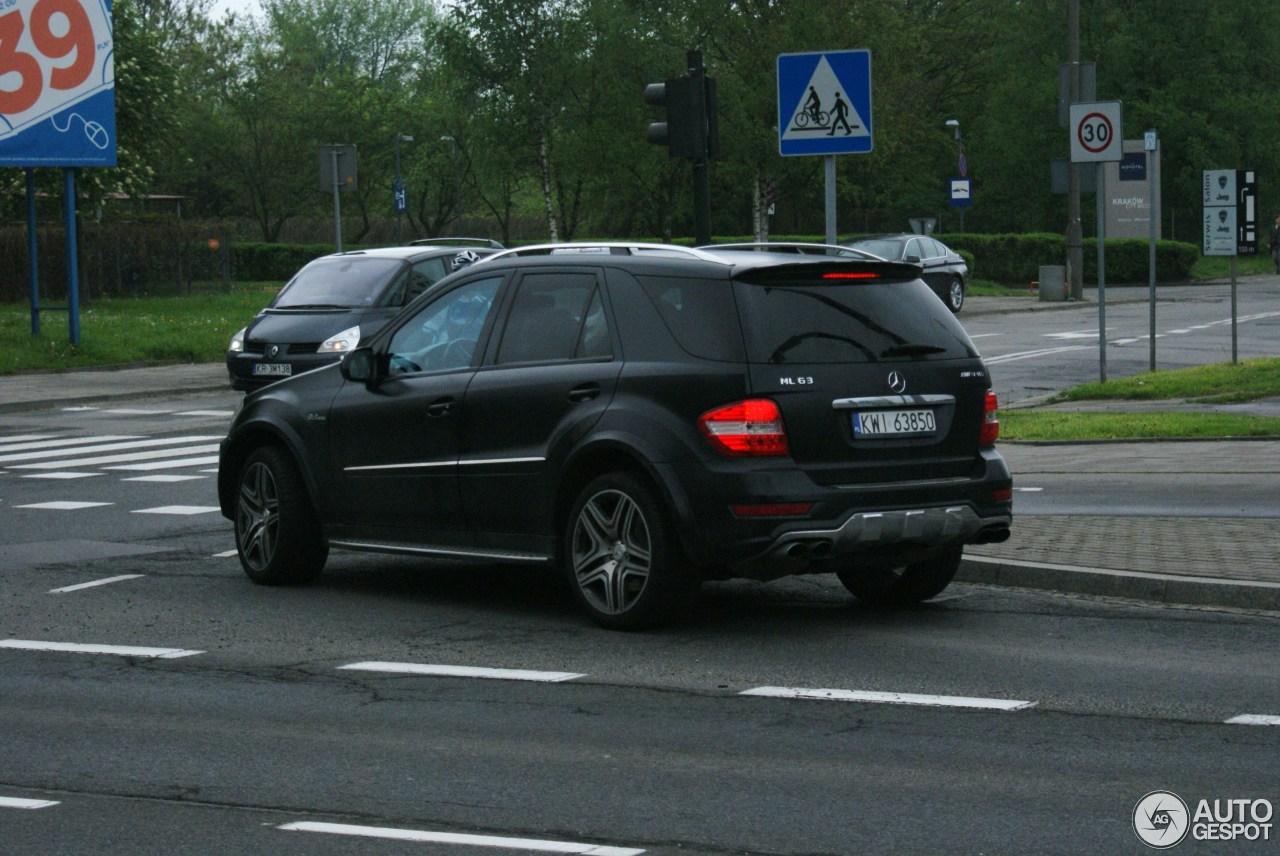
[571,489,651,615]
[950,281,963,309]
[236,461,279,572]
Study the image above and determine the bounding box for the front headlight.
[318,325,361,354]
[228,327,246,353]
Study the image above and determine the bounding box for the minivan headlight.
[318,325,361,354]
[228,327,246,353]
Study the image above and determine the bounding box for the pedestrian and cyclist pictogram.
[777,50,872,156]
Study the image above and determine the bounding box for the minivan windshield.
[734,278,976,364]
[273,257,406,309]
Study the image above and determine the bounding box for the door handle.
[426,396,456,416]
[567,382,601,402]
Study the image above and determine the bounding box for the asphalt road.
[2,289,1279,855]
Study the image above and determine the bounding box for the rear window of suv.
[733,275,976,364]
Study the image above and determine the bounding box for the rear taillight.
[699,399,789,457]
[980,389,999,446]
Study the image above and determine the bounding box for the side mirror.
[341,347,377,384]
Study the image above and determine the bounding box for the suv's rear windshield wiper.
[881,343,947,358]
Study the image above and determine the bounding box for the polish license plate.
[252,363,292,377]
[853,408,936,438]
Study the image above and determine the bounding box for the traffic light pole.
[688,50,712,246]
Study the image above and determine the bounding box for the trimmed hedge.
[230,242,355,283]
[931,233,1199,285]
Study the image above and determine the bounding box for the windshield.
[848,239,905,261]
[273,257,406,309]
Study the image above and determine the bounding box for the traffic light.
[644,76,697,159]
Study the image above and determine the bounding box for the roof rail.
[699,241,881,260]
[480,241,731,265]
[407,237,506,249]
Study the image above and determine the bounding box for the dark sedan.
[843,234,969,313]
[226,242,499,391]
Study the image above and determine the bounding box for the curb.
[0,382,231,415]
[958,556,1280,612]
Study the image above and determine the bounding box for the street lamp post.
[394,133,413,242]
[945,119,964,232]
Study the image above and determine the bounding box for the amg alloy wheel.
[235,446,327,585]
[564,472,696,630]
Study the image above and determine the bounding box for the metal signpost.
[0,0,117,345]
[318,144,358,251]
[1069,101,1123,382]
[776,50,873,245]
[1145,130,1158,371]
[1202,169,1257,364]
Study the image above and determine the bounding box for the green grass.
[1003,358,1280,440]
[1002,410,1280,441]
[968,278,1030,298]
[1190,252,1274,280]
[1051,358,1280,404]
[0,286,275,374]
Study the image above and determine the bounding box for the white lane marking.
[11,445,221,470]
[102,408,175,415]
[741,686,1037,711]
[105,455,221,471]
[21,472,104,480]
[0,435,222,464]
[61,406,100,412]
[0,639,203,659]
[122,474,206,483]
[968,332,1000,338]
[0,434,62,445]
[14,501,113,510]
[1013,486,1043,493]
[49,575,145,594]
[212,549,238,558]
[0,797,60,809]
[1044,330,1099,340]
[132,505,221,516]
[0,435,138,454]
[985,345,1091,365]
[174,410,235,418]
[198,468,219,473]
[278,821,644,855]
[1226,714,1280,726]
[338,662,586,683]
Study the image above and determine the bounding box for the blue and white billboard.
[0,0,116,167]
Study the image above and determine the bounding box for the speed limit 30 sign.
[1069,101,1123,163]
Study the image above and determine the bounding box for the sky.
[208,0,261,20]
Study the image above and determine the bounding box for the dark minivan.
[226,242,499,391]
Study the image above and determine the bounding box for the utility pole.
[1067,0,1083,300]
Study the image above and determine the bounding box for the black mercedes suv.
[218,243,1012,629]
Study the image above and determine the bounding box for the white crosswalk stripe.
[0,433,224,479]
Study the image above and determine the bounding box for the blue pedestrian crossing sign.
[777,50,872,157]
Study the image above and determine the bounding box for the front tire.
[234,446,327,585]
[836,547,962,607]
[563,472,697,630]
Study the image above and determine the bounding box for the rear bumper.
[659,449,1012,579]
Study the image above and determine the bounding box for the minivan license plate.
[853,408,935,437]
[252,363,292,377]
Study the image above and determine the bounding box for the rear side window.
[637,275,744,361]
[497,272,609,364]
[734,276,976,364]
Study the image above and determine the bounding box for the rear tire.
[836,547,961,607]
[562,472,697,630]
[947,277,965,313]
[234,446,327,585]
